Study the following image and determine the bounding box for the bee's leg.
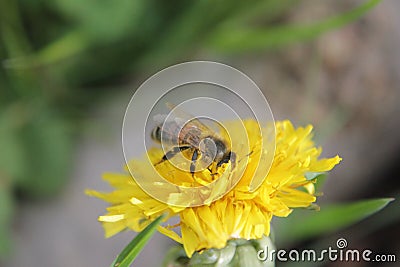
[155,146,191,165]
[238,150,253,163]
[217,152,236,169]
[190,149,199,177]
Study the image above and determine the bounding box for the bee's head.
[214,139,228,161]
[199,137,227,164]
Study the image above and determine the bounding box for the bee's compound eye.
[151,126,162,141]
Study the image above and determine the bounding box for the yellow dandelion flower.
[86,120,341,257]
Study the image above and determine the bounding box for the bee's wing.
[165,102,217,135]
[153,114,167,124]
[152,113,180,144]
[151,102,221,148]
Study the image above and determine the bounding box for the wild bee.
[151,103,236,176]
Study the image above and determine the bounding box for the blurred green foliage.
[0,0,380,257]
[274,198,394,244]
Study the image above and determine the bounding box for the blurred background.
[0,0,399,266]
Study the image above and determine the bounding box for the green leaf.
[208,0,382,53]
[314,174,327,192]
[17,107,72,197]
[0,185,14,257]
[111,214,165,267]
[304,172,325,181]
[274,198,394,244]
[304,173,327,192]
[0,108,26,182]
[53,0,147,43]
